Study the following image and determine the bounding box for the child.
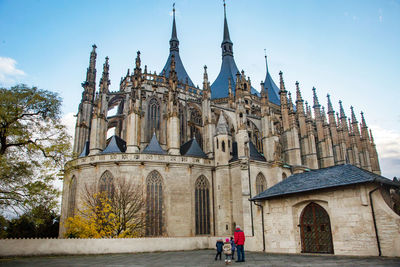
[223,238,232,264]
[215,239,224,261]
[230,236,236,260]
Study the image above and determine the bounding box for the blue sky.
[0,0,399,178]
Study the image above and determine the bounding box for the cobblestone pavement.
[1,250,399,266]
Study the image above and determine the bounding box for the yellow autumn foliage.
[64,192,141,238]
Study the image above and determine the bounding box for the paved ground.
[1,250,399,266]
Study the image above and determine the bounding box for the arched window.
[146,171,163,236]
[189,107,203,149]
[300,202,334,254]
[195,176,210,235]
[68,176,77,218]
[179,105,186,144]
[256,173,267,195]
[148,98,160,139]
[99,171,114,197]
[222,141,225,152]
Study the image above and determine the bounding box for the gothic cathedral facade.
[59,4,381,239]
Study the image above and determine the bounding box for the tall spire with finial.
[211,1,259,99]
[221,0,233,57]
[160,3,194,87]
[262,52,281,105]
[170,3,179,52]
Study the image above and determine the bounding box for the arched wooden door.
[300,202,334,254]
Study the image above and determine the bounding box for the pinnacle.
[216,112,229,135]
[361,111,367,128]
[295,81,303,102]
[312,87,320,108]
[339,100,346,118]
[327,94,334,114]
[350,106,358,123]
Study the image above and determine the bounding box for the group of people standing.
[215,225,245,264]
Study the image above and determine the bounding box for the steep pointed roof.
[263,55,280,106]
[160,6,194,87]
[211,2,259,99]
[143,134,166,155]
[222,1,232,45]
[102,135,127,154]
[216,112,229,135]
[229,141,266,162]
[180,138,207,158]
[78,141,90,157]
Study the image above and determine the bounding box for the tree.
[64,178,146,238]
[0,84,71,214]
[5,205,59,238]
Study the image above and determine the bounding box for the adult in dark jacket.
[234,225,245,262]
[215,239,224,260]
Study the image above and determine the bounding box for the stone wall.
[260,183,400,257]
[372,188,400,257]
[0,236,259,257]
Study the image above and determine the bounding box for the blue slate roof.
[143,134,166,155]
[251,164,399,201]
[263,62,280,106]
[211,4,259,99]
[249,141,266,162]
[161,51,194,87]
[160,8,194,87]
[180,138,207,158]
[78,141,90,157]
[211,56,260,99]
[102,135,127,154]
[229,141,265,162]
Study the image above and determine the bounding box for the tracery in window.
[146,171,163,236]
[256,173,267,195]
[68,176,77,218]
[195,175,210,235]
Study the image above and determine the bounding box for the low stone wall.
[0,236,258,257]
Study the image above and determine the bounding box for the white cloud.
[61,112,76,142]
[0,57,26,86]
[370,124,400,179]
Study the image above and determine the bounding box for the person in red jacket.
[234,225,245,262]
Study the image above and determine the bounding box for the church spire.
[160,3,194,87]
[221,0,233,57]
[99,57,110,94]
[82,44,97,102]
[170,3,179,52]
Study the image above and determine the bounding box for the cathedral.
[60,3,400,256]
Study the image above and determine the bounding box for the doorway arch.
[300,202,334,254]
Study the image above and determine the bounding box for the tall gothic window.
[189,108,203,149]
[68,176,77,218]
[195,175,210,235]
[148,98,160,139]
[256,173,267,195]
[179,104,186,145]
[146,171,163,236]
[99,171,114,197]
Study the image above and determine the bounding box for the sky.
[0,0,399,179]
